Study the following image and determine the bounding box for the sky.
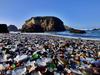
[0,0,100,29]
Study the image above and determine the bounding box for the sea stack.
[21,16,66,32]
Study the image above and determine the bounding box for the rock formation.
[92,28,100,31]
[69,28,86,34]
[64,25,86,34]
[8,25,18,31]
[0,24,9,33]
[21,16,66,32]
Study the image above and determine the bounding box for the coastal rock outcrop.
[8,25,18,31]
[21,16,66,32]
[0,24,9,33]
[69,28,86,34]
[64,25,86,34]
[92,28,100,31]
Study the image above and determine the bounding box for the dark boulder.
[21,16,66,32]
[8,25,18,31]
[0,24,9,33]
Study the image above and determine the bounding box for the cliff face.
[21,16,66,32]
[0,24,9,33]
[8,25,18,31]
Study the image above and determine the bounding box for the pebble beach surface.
[0,33,100,75]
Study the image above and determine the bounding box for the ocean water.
[10,30,100,40]
[54,30,100,39]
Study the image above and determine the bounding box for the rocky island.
[21,16,66,32]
